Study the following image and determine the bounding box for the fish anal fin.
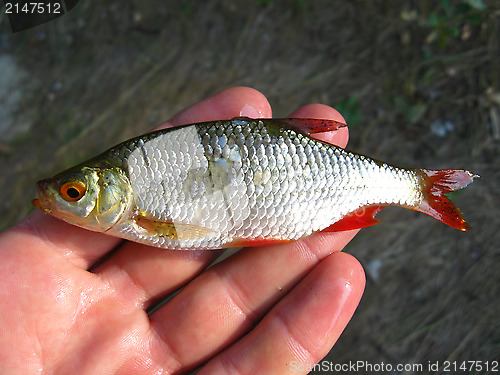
[133,214,216,240]
[323,205,386,232]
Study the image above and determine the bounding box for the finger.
[199,252,365,375]
[148,229,359,372]
[162,86,272,127]
[93,87,273,304]
[4,209,122,269]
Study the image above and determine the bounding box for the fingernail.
[240,104,264,118]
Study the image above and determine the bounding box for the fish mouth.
[32,179,54,213]
[31,198,42,209]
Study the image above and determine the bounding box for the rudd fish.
[32,117,478,250]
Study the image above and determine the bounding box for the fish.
[32,117,478,250]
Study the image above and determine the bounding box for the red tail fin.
[416,169,478,231]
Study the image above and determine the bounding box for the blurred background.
[1,0,498,373]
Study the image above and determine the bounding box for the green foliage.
[335,95,361,127]
[424,0,486,48]
[255,0,273,5]
[394,95,428,125]
[255,0,307,12]
[179,0,193,17]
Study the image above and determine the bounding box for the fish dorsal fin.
[232,117,346,136]
[274,118,347,135]
[321,205,386,232]
[133,214,216,240]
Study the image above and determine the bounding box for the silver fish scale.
[119,119,423,249]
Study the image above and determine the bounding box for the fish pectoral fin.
[322,205,386,232]
[133,214,216,240]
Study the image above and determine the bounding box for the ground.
[0,1,498,373]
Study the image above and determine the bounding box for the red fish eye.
[60,181,86,202]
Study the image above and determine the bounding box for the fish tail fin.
[415,169,479,231]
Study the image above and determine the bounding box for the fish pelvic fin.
[416,169,479,231]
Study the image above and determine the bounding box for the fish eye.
[60,180,87,202]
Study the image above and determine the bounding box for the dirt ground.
[1,1,498,373]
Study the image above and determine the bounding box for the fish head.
[33,165,133,232]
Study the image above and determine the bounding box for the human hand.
[0,87,365,374]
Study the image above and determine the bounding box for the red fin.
[323,205,386,232]
[415,169,479,231]
[277,118,347,135]
[227,238,291,248]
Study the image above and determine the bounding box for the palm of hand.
[0,87,364,375]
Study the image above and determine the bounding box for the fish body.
[33,117,477,250]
